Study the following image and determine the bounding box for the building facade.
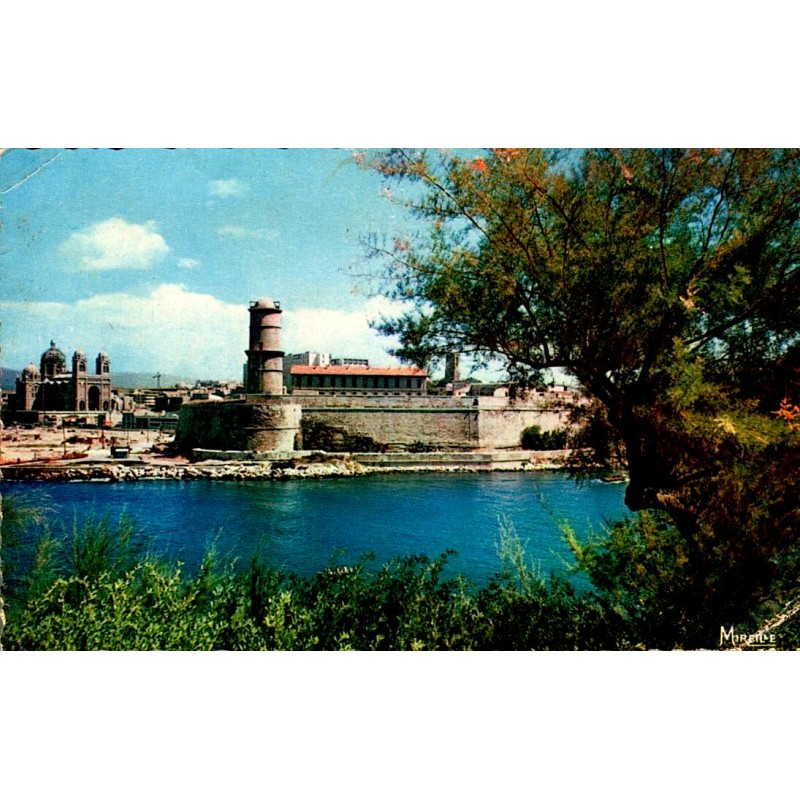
[15,341,112,413]
[289,364,428,395]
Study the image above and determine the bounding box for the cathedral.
[16,341,112,413]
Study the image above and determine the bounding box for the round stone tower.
[176,296,301,455]
[245,297,284,394]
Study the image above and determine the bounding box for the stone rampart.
[301,406,479,451]
[175,393,577,454]
[477,408,571,448]
[300,403,573,451]
[293,394,477,409]
[175,398,302,452]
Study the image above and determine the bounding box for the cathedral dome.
[22,363,40,379]
[40,340,66,375]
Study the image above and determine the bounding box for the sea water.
[2,472,629,586]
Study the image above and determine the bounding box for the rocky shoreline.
[0,453,570,483]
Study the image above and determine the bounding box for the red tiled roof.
[290,365,427,377]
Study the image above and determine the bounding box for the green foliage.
[8,505,800,650]
[363,147,800,632]
[520,425,568,450]
[567,512,701,648]
[1,512,613,651]
[565,509,800,650]
[472,521,615,649]
[69,512,142,581]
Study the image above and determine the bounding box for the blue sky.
[1,148,424,380]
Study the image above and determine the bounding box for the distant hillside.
[110,371,197,389]
[1,367,18,390]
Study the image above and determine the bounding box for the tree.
[364,148,800,636]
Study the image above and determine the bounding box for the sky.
[0,148,427,382]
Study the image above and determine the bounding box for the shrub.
[7,504,799,650]
[3,513,605,650]
[520,425,568,450]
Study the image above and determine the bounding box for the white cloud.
[177,257,200,269]
[208,179,247,197]
[216,224,247,237]
[61,217,169,271]
[217,224,279,240]
[2,287,407,380]
[282,296,407,365]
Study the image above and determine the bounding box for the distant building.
[153,390,188,413]
[283,351,330,388]
[121,410,180,431]
[444,353,461,384]
[284,352,332,368]
[330,357,369,367]
[289,364,427,395]
[15,341,112,413]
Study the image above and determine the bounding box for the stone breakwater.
[0,451,570,483]
[1,461,361,483]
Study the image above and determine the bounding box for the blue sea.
[2,472,629,586]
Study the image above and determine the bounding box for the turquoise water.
[2,472,629,585]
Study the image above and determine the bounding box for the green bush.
[2,513,605,650]
[6,504,800,651]
[520,425,568,450]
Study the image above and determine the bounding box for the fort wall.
[175,398,302,452]
[174,297,582,456]
[301,404,572,451]
[175,393,576,454]
[301,406,479,451]
[477,408,570,449]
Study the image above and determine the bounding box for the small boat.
[600,473,628,483]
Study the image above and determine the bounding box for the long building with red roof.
[289,364,428,395]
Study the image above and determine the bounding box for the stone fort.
[174,297,578,454]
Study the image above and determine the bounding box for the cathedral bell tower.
[72,349,88,410]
